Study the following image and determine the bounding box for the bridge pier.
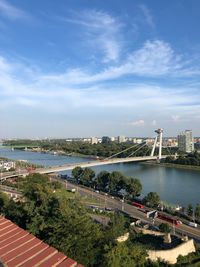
[151,128,163,160]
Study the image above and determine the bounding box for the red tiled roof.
[0,217,83,267]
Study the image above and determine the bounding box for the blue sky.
[0,0,200,138]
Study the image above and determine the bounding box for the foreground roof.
[0,217,83,267]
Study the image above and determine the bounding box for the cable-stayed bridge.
[1,128,172,180]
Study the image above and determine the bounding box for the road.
[1,175,199,242]
[65,180,200,242]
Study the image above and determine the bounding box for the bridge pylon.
[150,128,163,160]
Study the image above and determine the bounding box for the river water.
[0,146,200,207]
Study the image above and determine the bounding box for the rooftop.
[0,217,83,267]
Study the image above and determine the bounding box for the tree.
[80,168,95,187]
[96,171,110,190]
[144,192,160,208]
[45,200,104,267]
[4,199,27,229]
[0,191,9,213]
[72,166,83,182]
[125,178,142,199]
[159,223,171,234]
[105,213,127,242]
[195,204,200,220]
[22,173,52,205]
[103,242,147,267]
[187,204,193,217]
[108,171,125,193]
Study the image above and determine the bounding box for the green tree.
[4,199,27,229]
[96,171,110,190]
[80,167,95,187]
[195,204,200,220]
[103,242,147,267]
[159,223,171,233]
[105,213,127,242]
[71,166,83,182]
[45,200,104,267]
[144,192,160,208]
[0,191,9,213]
[108,171,125,193]
[125,178,142,199]
[187,204,193,217]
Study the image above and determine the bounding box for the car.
[188,222,197,228]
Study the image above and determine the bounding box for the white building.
[178,130,194,153]
[91,137,98,144]
[117,136,126,143]
[0,161,16,171]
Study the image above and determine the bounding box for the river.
[0,146,199,207]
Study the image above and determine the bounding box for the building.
[117,136,126,143]
[178,130,194,153]
[91,137,98,144]
[0,161,15,171]
[102,136,111,144]
[0,217,83,267]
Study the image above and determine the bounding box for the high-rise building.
[117,135,126,143]
[177,130,194,153]
[102,136,111,144]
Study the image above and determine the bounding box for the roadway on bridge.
[1,155,167,180]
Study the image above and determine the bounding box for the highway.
[1,177,199,241]
[64,181,200,242]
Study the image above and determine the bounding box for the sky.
[0,0,200,138]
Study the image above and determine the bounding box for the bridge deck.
[1,155,167,180]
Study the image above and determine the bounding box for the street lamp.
[104,194,107,209]
[173,221,175,235]
[122,196,125,212]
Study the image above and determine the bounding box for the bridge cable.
[127,142,148,157]
[144,145,152,156]
[104,142,143,160]
[166,146,172,156]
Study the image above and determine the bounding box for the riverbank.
[6,146,100,160]
[142,161,200,171]
[32,150,100,160]
[1,146,200,206]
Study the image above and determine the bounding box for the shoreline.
[142,161,200,171]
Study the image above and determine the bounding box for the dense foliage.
[3,139,173,158]
[0,173,200,266]
[144,192,161,208]
[0,173,144,266]
[72,167,142,199]
[165,151,200,166]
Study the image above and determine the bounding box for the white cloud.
[139,4,155,30]
[0,50,200,122]
[171,115,180,122]
[0,0,27,20]
[40,39,199,87]
[61,9,122,63]
[129,120,145,126]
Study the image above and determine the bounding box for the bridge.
[1,128,171,180]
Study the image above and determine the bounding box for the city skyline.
[1,0,200,138]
